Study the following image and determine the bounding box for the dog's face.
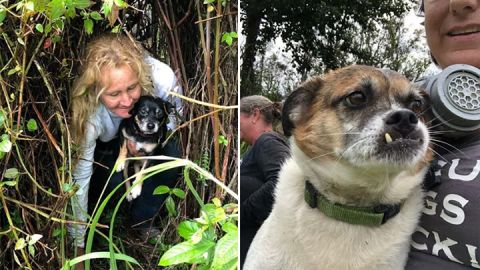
[129,96,173,135]
[283,65,431,169]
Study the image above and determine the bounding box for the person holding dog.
[406,0,480,269]
[239,95,290,268]
[69,33,182,269]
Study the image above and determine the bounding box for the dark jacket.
[406,133,480,269]
[240,131,290,268]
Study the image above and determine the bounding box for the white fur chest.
[244,156,425,270]
[122,129,158,154]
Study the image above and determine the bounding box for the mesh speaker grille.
[447,73,480,111]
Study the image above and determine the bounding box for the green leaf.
[221,33,233,46]
[212,198,222,207]
[197,265,210,270]
[25,1,35,11]
[33,0,48,12]
[53,228,64,237]
[65,5,76,18]
[45,23,52,34]
[8,65,21,76]
[27,119,38,132]
[159,239,215,266]
[202,203,226,224]
[35,24,44,33]
[177,221,200,240]
[0,138,12,153]
[190,226,205,244]
[83,18,93,34]
[223,203,238,213]
[111,24,121,33]
[153,185,170,195]
[101,0,113,16]
[203,0,215,4]
[47,0,66,21]
[218,135,228,146]
[4,168,19,179]
[113,0,128,8]
[15,238,26,250]
[221,222,237,234]
[28,234,43,245]
[53,19,65,31]
[0,8,6,24]
[13,252,21,266]
[28,245,35,256]
[165,196,176,217]
[172,188,185,199]
[90,11,102,20]
[64,251,140,268]
[51,35,61,43]
[0,181,17,187]
[211,233,237,270]
[0,110,5,128]
[72,0,91,9]
[229,31,238,38]
[62,183,73,193]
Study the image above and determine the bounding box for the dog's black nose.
[386,110,418,137]
[147,123,155,130]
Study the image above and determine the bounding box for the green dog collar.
[304,180,401,226]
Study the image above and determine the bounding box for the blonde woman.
[69,34,182,265]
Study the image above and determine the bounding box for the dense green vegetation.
[0,0,238,269]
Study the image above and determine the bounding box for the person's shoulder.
[145,55,175,78]
[87,104,110,132]
[257,132,289,147]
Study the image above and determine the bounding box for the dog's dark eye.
[409,99,423,114]
[345,91,367,107]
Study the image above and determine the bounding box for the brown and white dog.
[244,65,432,270]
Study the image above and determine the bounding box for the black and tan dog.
[116,95,173,201]
[244,65,432,270]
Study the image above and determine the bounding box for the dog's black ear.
[153,97,174,114]
[282,77,322,136]
[163,101,174,114]
[129,102,139,116]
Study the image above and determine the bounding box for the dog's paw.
[116,158,125,172]
[127,185,142,201]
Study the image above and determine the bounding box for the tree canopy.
[241,0,424,97]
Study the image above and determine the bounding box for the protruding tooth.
[385,133,393,143]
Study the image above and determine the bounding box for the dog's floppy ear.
[129,101,139,116]
[163,101,174,114]
[282,77,322,136]
[153,97,174,114]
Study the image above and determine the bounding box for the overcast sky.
[239,7,440,88]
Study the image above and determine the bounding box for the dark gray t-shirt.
[406,134,480,269]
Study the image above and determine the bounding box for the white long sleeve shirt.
[68,56,182,248]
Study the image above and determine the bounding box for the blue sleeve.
[68,121,99,248]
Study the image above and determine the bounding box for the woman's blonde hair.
[71,34,153,144]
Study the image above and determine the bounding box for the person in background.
[406,0,480,269]
[69,33,182,269]
[239,95,290,268]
